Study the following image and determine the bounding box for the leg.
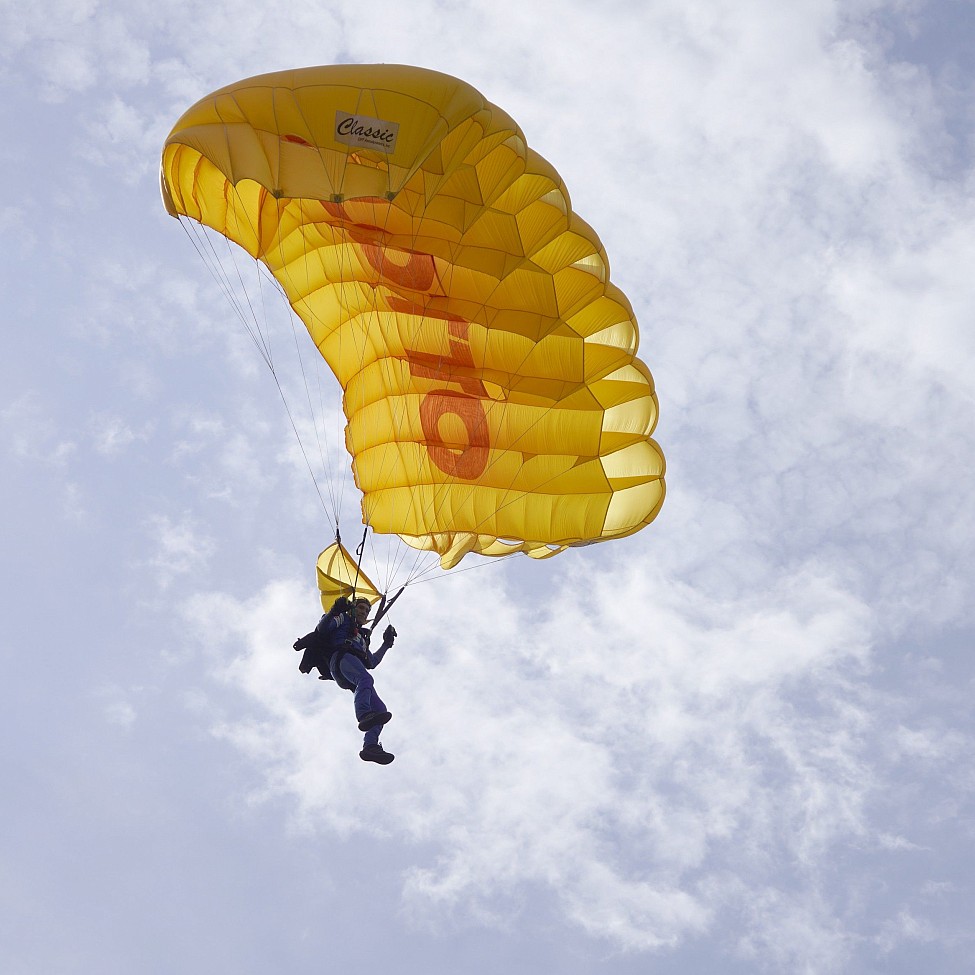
[338,656,395,764]
[361,685,390,744]
[337,654,376,721]
[337,655,390,734]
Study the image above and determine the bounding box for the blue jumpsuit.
[319,613,392,747]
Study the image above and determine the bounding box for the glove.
[383,624,397,644]
[293,638,303,651]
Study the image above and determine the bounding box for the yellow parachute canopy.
[161,65,665,569]
[316,542,382,610]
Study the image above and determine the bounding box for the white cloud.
[173,551,927,960]
[170,413,227,460]
[88,411,151,456]
[894,722,969,761]
[167,408,279,507]
[79,95,158,178]
[0,204,38,256]
[1,0,153,100]
[1,391,76,466]
[876,832,926,851]
[94,684,139,729]
[875,907,938,955]
[143,512,215,587]
[60,480,88,523]
[733,884,851,974]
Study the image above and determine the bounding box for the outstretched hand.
[383,624,397,644]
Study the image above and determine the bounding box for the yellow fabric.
[161,65,665,568]
[315,542,382,610]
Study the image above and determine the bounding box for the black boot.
[359,743,394,764]
[357,710,392,731]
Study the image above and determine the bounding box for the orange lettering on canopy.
[322,208,494,481]
[322,201,435,291]
[396,296,491,478]
[393,297,488,397]
[419,390,489,478]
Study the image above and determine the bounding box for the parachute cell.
[161,64,665,569]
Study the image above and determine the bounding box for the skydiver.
[294,596,398,765]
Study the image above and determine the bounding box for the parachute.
[316,541,381,610]
[160,64,665,581]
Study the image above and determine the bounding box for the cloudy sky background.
[3,0,974,972]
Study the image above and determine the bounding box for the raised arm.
[365,625,397,668]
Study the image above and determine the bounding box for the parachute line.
[178,216,334,518]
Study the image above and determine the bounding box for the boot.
[359,743,394,764]
[357,710,392,731]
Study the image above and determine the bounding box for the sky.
[2,0,974,972]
